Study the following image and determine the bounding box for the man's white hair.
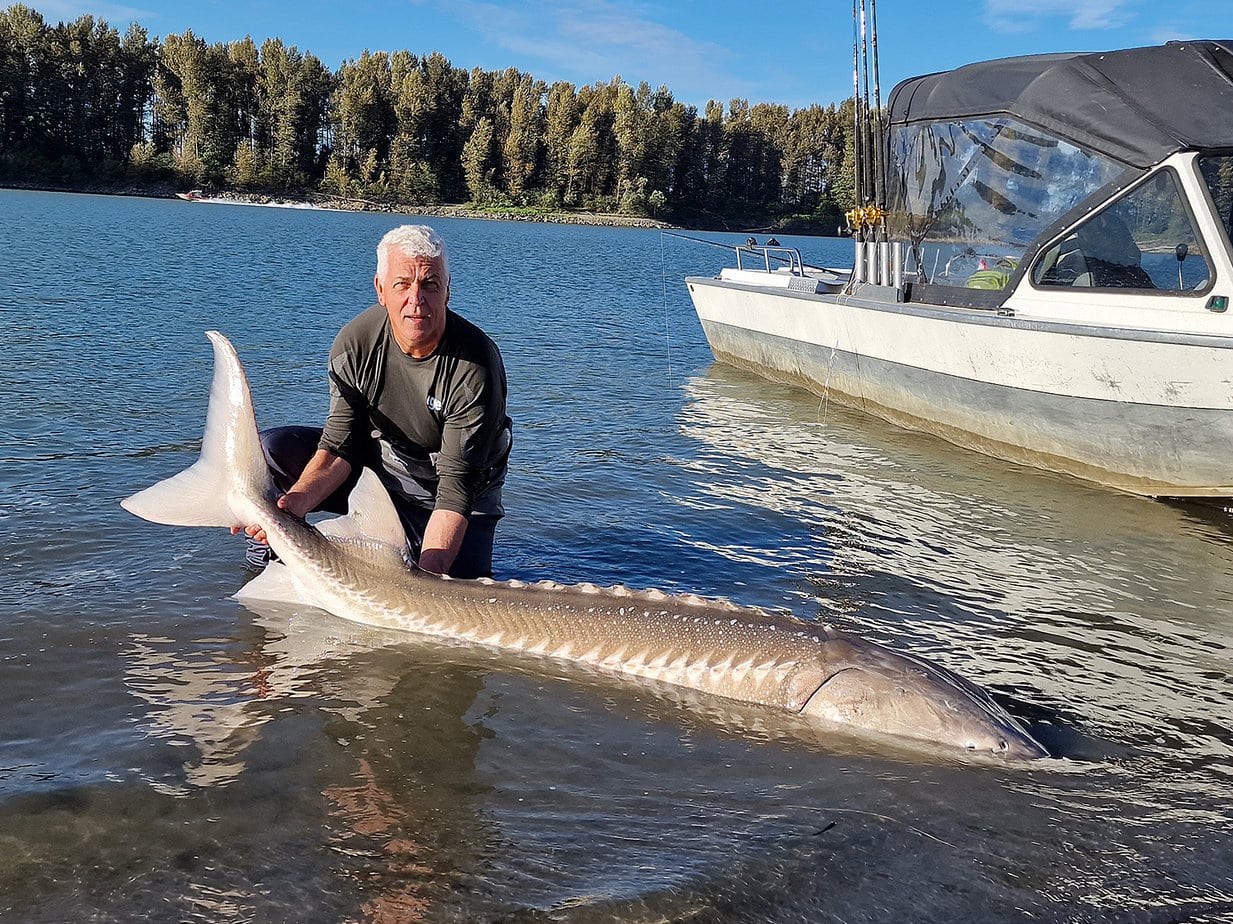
[376,224,449,278]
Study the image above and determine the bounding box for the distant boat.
[173,190,324,210]
[685,40,1233,499]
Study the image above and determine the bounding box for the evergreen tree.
[153,30,244,182]
[542,80,578,203]
[116,24,157,161]
[332,49,395,187]
[390,51,467,199]
[0,9,155,175]
[824,98,858,222]
[0,5,47,160]
[502,72,543,200]
[782,104,832,212]
[461,114,496,202]
[256,38,333,186]
[567,78,619,208]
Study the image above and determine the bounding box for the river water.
[2,188,1232,922]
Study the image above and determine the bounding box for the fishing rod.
[870,0,885,225]
[851,0,863,241]
[847,0,891,285]
[859,0,873,221]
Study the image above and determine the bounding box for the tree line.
[0,3,856,227]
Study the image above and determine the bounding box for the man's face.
[374,248,449,357]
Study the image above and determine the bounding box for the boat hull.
[687,278,1233,497]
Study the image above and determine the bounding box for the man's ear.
[373,273,384,305]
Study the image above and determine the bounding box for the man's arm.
[281,449,353,517]
[417,509,468,575]
[232,449,352,545]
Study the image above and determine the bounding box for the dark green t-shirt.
[319,305,511,518]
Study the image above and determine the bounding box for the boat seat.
[1038,212,1155,289]
[1042,244,1087,285]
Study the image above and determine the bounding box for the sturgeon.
[121,331,1049,759]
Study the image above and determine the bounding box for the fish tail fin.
[121,331,272,528]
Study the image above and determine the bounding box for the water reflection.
[674,363,1233,765]
[125,633,276,791]
[121,602,492,921]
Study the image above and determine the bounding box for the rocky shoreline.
[1,179,676,230]
[303,192,675,229]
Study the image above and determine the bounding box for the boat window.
[1032,170,1211,292]
[1198,155,1233,254]
[886,116,1125,289]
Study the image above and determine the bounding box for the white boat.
[174,191,323,209]
[685,40,1233,498]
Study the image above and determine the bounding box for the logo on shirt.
[426,395,444,413]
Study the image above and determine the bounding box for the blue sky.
[25,0,1232,111]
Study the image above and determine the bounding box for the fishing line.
[819,338,841,425]
[660,228,798,268]
[659,229,674,378]
[661,228,734,250]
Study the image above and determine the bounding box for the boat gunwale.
[684,274,1233,351]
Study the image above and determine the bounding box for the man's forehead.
[387,252,446,275]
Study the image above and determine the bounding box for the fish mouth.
[963,730,1050,760]
[990,729,1050,759]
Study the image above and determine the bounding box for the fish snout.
[800,665,1048,759]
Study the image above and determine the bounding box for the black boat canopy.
[887,41,1233,169]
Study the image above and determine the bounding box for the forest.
[0,3,857,229]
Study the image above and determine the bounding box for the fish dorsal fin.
[317,467,409,551]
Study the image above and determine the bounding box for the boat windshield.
[1198,154,1233,258]
[886,116,1126,289]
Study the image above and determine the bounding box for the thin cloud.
[26,0,152,27]
[1147,26,1200,43]
[980,0,1134,33]
[427,0,750,101]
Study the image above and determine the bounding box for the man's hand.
[231,522,268,543]
[229,492,313,545]
[230,449,352,547]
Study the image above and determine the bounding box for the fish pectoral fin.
[234,560,316,606]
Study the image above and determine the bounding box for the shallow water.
[2,189,1232,922]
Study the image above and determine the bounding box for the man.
[238,224,512,578]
